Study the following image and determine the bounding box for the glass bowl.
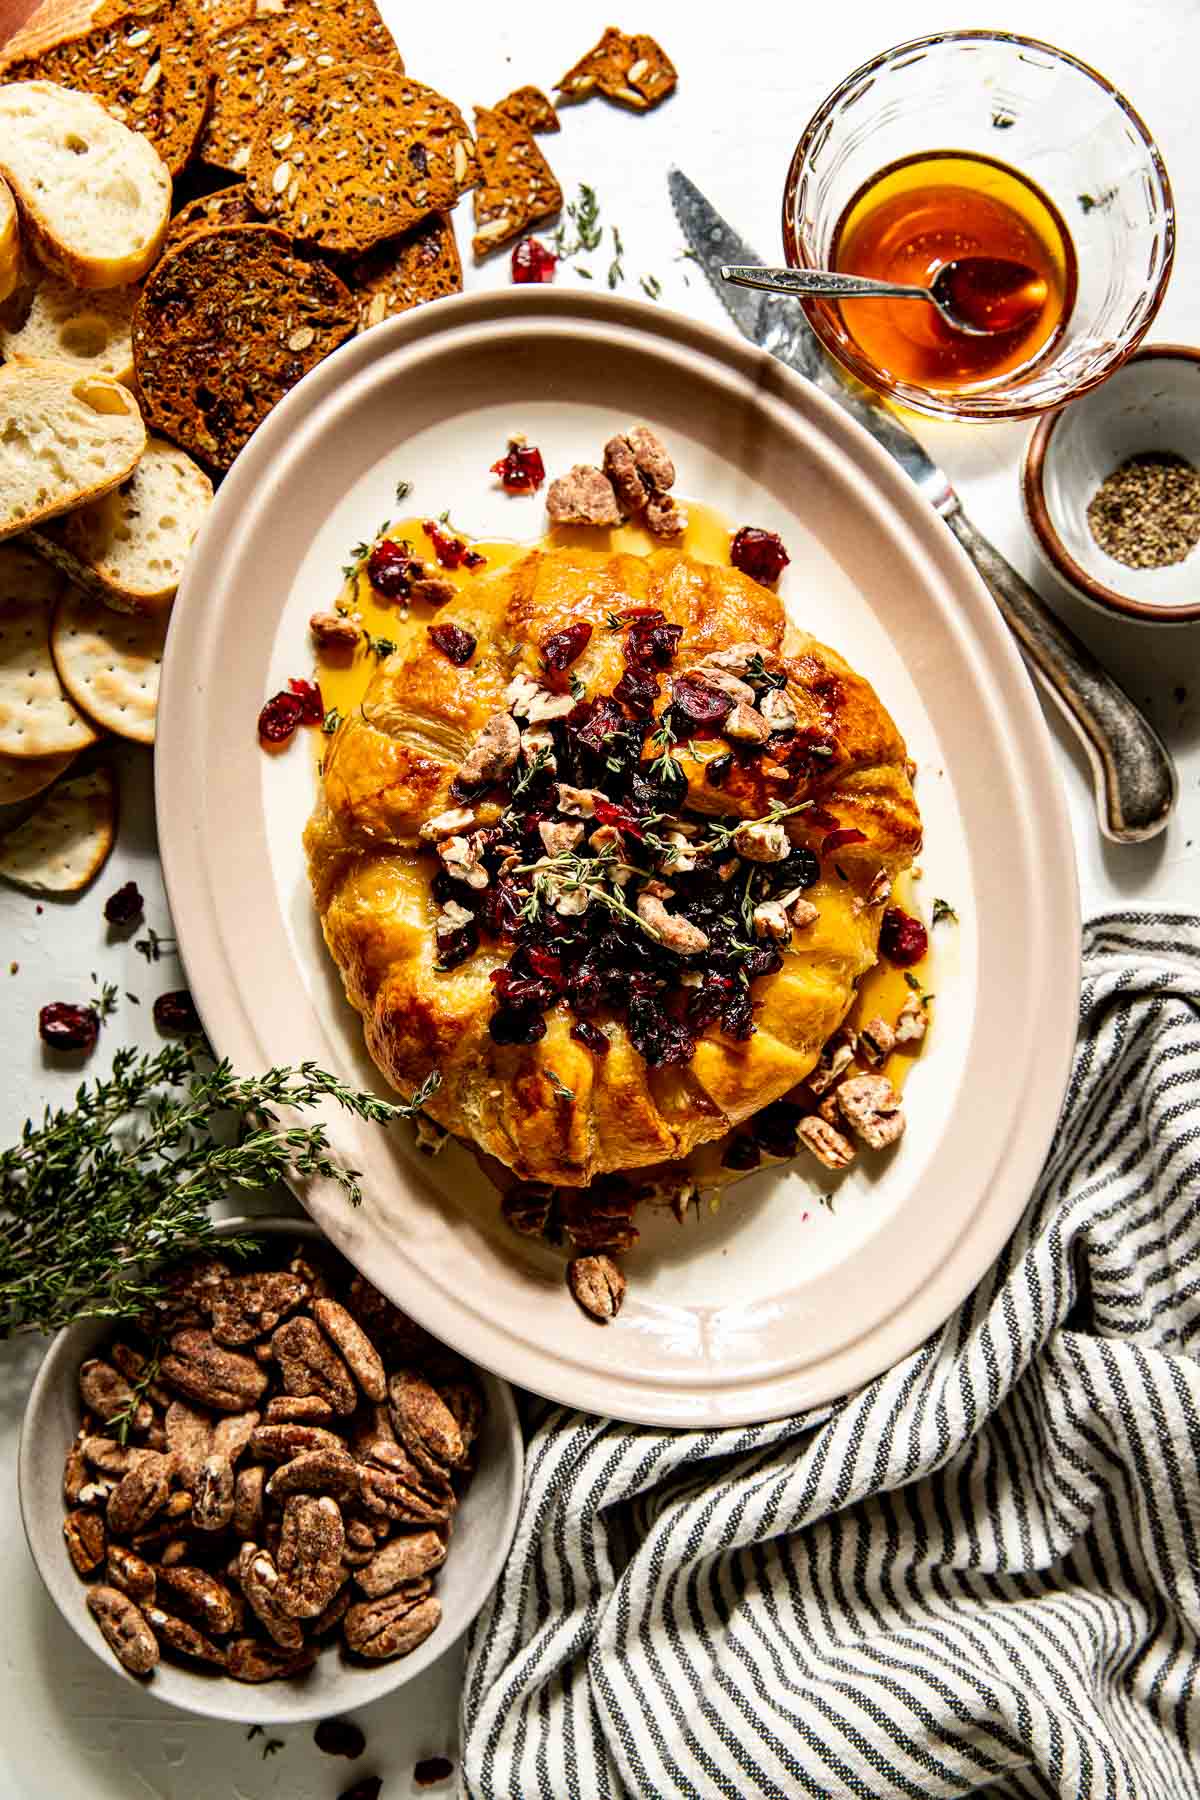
[782,32,1175,421]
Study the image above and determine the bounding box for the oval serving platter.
[157,289,1078,1427]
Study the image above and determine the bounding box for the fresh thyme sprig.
[553,183,603,260]
[134,927,177,964]
[342,517,392,582]
[107,1341,163,1445]
[516,848,653,938]
[692,797,813,856]
[510,745,550,802]
[0,1048,439,1336]
[931,897,958,926]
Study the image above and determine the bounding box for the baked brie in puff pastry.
[304,543,921,1188]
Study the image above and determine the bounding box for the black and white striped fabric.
[461,912,1200,1799]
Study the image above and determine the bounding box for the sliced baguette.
[31,434,212,613]
[0,82,171,290]
[0,178,18,305]
[0,259,138,383]
[0,364,146,541]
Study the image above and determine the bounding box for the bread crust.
[0,178,19,306]
[305,546,921,1187]
[0,364,146,541]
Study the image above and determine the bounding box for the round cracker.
[51,586,167,745]
[0,547,101,759]
[0,763,115,892]
[0,747,76,806]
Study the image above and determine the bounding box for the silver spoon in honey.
[721,257,1049,338]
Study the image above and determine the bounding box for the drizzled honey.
[829,150,1076,392]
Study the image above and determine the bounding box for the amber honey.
[829,150,1076,393]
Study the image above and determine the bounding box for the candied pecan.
[110,1341,170,1408]
[146,1606,227,1666]
[636,892,709,955]
[388,1370,465,1477]
[64,1507,106,1576]
[265,1447,361,1503]
[156,1565,237,1636]
[436,1379,485,1456]
[78,1359,151,1431]
[106,1453,172,1538]
[277,1494,346,1619]
[233,1463,266,1539]
[806,1028,857,1095]
[797,1115,856,1170]
[545,464,621,526]
[312,1584,354,1638]
[456,709,521,787]
[265,1394,336,1425]
[343,1590,441,1660]
[106,1545,156,1604]
[210,1271,308,1346]
[63,1440,88,1507]
[561,1185,639,1255]
[894,993,928,1045]
[87,1585,159,1675]
[857,1016,896,1067]
[227,1636,316,1683]
[312,1298,387,1402]
[160,1329,269,1412]
[310,610,361,650]
[603,433,650,514]
[357,1457,452,1526]
[164,1399,214,1489]
[272,1315,358,1415]
[238,1545,304,1649]
[644,492,687,538]
[251,1422,347,1461]
[626,423,675,491]
[159,1537,191,1568]
[732,819,790,861]
[192,1453,236,1532]
[80,1436,157,1478]
[836,1074,905,1149]
[211,1409,260,1466]
[355,1529,446,1599]
[567,1254,627,1321]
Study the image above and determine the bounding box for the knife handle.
[944,508,1176,843]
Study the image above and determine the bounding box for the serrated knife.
[669,168,1176,844]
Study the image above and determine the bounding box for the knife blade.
[668,167,1176,844]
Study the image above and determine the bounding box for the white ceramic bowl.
[1023,343,1200,623]
[17,1215,523,1724]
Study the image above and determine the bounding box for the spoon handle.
[944,509,1177,843]
[721,265,928,303]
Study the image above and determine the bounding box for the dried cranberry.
[612,667,659,715]
[753,1100,802,1158]
[592,797,644,839]
[525,944,566,986]
[490,967,556,1010]
[625,615,682,668]
[287,677,324,725]
[879,906,929,968]
[463,548,487,569]
[422,519,482,571]
[569,696,624,753]
[722,1134,761,1171]
[571,1019,610,1056]
[257,689,304,744]
[435,918,478,970]
[739,944,783,981]
[491,443,546,493]
[428,623,476,665]
[367,537,420,596]
[38,1002,99,1053]
[671,674,733,728]
[510,237,558,283]
[489,1005,547,1046]
[414,1757,455,1787]
[627,998,695,1068]
[153,989,201,1034]
[777,846,821,890]
[721,983,755,1040]
[688,974,735,1031]
[821,827,867,856]
[104,880,143,926]
[482,881,524,940]
[730,526,791,584]
[705,753,733,788]
[315,1719,367,1760]
[541,622,592,670]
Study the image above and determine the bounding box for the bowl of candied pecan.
[18,1215,523,1723]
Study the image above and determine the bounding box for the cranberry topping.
[491,443,546,493]
[541,621,592,670]
[489,1005,548,1046]
[287,677,324,725]
[671,673,733,729]
[570,1019,610,1055]
[38,1002,99,1053]
[730,526,791,584]
[103,880,143,926]
[879,906,928,968]
[153,989,201,1034]
[821,826,867,856]
[611,666,659,715]
[428,622,476,665]
[367,537,421,596]
[510,237,558,283]
[569,696,625,753]
[705,753,733,787]
[257,690,304,745]
[422,519,485,571]
[776,846,821,890]
[624,611,682,669]
[435,917,479,970]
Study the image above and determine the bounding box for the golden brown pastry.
[305,544,921,1187]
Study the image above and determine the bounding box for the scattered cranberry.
[154,989,201,1034]
[591,797,644,839]
[38,1002,99,1054]
[435,917,479,970]
[879,906,929,968]
[569,696,625,753]
[257,689,305,745]
[820,826,867,856]
[571,1019,610,1055]
[722,1134,760,1171]
[428,623,476,665]
[422,520,485,571]
[489,1005,547,1046]
[510,237,557,283]
[315,1720,367,1760]
[287,677,324,725]
[491,442,546,493]
[730,525,790,584]
[753,1100,802,1158]
[624,610,682,668]
[611,667,659,715]
[670,674,733,729]
[541,621,592,670]
[104,880,144,926]
[414,1758,455,1788]
[367,538,421,596]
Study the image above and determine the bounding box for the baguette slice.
[0,364,146,541]
[0,82,171,290]
[0,178,18,305]
[0,259,138,382]
[31,434,212,613]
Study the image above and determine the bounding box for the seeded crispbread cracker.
[0,548,100,759]
[162,184,255,257]
[343,213,463,332]
[0,747,76,807]
[554,27,677,111]
[132,224,356,470]
[494,85,560,134]
[471,105,563,259]
[51,583,168,744]
[0,0,213,176]
[246,65,476,255]
[199,0,404,175]
[0,762,115,892]
[0,259,138,384]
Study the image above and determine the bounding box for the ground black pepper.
[1086,451,1200,569]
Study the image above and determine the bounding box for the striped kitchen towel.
[461,912,1200,1799]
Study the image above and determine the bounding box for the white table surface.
[2,2,1198,1794]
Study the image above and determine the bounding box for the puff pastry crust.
[305,544,921,1186]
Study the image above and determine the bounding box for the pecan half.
[436,1380,484,1458]
[78,1359,151,1432]
[355,1529,446,1599]
[836,1073,905,1150]
[87,1585,159,1675]
[311,1583,353,1638]
[238,1545,305,1649]
[160,1329,268,1412]
[251,1421,347,1462]
[797,1115,856,1170]
[265,1394,335,1425]
[210,1271,309,1346]
[106,1452,172,1538]
[567,1254,627,1322]
[63,1440,88,1506]
[157,1565,238,1636]
[192,1452,236,1531]
[343,1589,441,1660]
[106,1545,156,1604]
[357,1460,452,1526]
[233,1463,266,1539]
[312,1298,387,1402]
[211,1409,260,1466]
[388,1370,465,1477]
[81,1436,156,1478]
[145,1606,228,1667]
[277,1494,346,1619]
[164,1398,214,1488]
[272,1315,357,1415]
[64,1507,106,1576]
[265,1446,360,1504]
[227,1635,316,1683]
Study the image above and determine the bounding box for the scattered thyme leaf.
[262,1739,284,1760]
[90,976,119,1023]
[568,670,586,701]
[134,927,177,964]
[605,611,625,632]
[510,746,550,802]
[364,632,397,660]
[395,478,412,504]
[321,706,343,736]
[931,898,958,926]
[640,274,662,301]
[546,1070,574,1101]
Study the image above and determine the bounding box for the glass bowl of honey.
[782,32,1175,420]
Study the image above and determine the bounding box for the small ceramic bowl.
[1023,344,1200,623]
[18,1214,523,1725]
